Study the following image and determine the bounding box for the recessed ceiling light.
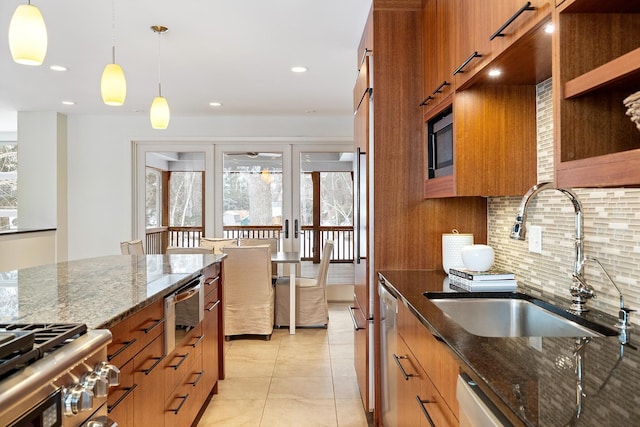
[488,69,502,77]
[544,23,555,34]
[62,100,75,105]
[50,65,67,71]
[291,66,307,73]
[209,102,222,107]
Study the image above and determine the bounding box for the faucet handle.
[617,307,635,330]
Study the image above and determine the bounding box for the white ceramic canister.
[442,230,474,274]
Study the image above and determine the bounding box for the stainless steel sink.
[423,292,617,338]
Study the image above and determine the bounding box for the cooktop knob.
[63,383,94,415]
[83,370,109,398]
[96,361,121,387]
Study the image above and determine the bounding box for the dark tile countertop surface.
[0,254,225,329]
[379,269,640,427]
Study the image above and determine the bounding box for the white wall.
[66,114,353,260]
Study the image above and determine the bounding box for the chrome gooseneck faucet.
[510,182,594,313]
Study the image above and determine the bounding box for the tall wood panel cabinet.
[353,2,488,425]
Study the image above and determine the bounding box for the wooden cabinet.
[421,0,457,113]
[107,262,224,427]
[423,85,538,198]
[107,298,164,426]
[553,2,640,188]
[397,302,459,423]
[133,334,166,426]
[202,270,222,395]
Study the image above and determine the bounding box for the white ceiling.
[0,0,372,132]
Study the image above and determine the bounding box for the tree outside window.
[0,144,17,230]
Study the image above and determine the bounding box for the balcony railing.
[146,225,353,263]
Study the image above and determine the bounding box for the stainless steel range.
[0,323,117,427]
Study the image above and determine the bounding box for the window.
[145,167,161,228]
[0,143,18,230]
[169,171,202,226]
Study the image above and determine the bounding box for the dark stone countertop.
[0,254,225,329]
[379,270,640,427]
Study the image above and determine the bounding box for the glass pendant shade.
[8,4,48,66]
[100,63,127,106]
[150,96,170,129]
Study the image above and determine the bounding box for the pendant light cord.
[157,31,162,97]
[111,0,116,64]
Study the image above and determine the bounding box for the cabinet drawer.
[133,334,166,426]
[108,299,165,368]
[203,266,221,296]
[164,322,203,398]
[418,364,458,427]
[107,357,135,426]
[398,302,459,416]
[164,352,205,427]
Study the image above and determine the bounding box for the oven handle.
[174,284,201,303]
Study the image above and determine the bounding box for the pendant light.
[8,1,48,66]
[100,0,126,106]
[149,25,170,129]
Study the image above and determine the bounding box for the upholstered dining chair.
[221,245,274,340]
[274,240,333,328]
[165,246,214,254]
[239,238,279,281]
[120,239,145,255]
[200,237,237,254]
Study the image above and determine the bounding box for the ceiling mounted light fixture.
[100,0,126,106]
[149,25,170,129]
[8,1,48,66]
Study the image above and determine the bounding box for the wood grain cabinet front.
[553,1,640,188]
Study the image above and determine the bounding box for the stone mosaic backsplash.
[488,79,640,325]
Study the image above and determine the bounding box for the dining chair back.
[200,237,237,254]
[221,245,274,339]
[120,239,145,255]
[274,240,333,327]
[166,246,214,254]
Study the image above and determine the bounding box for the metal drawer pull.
[107,384,137,413]
[204,276,219,286]
[359,47,372,68]
[168,394,189,415]
[416,395,436,427]
[107,339,136,361]
[141,356,164,375]
[168,353,189,370]
[489,1,535,41]
[347,306,364,330]
[419,95,435,107]
[392,354,416,381]
[432,81,451,95]
[191,334,205,348]
[453,51,482,75]
[142,318,164,334]
[206,300,221,312]
[188,371,205,387]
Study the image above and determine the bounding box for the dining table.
[271,251,301,334]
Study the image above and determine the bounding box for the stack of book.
[448,268,517,292]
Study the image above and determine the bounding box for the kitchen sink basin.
[423,292,618,338]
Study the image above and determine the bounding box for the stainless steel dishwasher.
[379,281,398,427]
[457,372,513,426]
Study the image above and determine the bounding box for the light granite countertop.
[0,254,225,329]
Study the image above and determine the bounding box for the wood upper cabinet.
[554,2,640,188]
[455,0,552,89]
[422,0,457,113]
[424,85,537,198]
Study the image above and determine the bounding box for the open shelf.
[564,48,640,99]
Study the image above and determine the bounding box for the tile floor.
[197,303,373,427]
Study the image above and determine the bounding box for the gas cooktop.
[0,323,87,380]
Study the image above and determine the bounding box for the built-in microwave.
[427,106,453,179]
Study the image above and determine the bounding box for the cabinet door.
[423,0,456,113]
[488,0,552,51]
[133,334,166,426]
[454,0,494,87]
[202,285,221,395]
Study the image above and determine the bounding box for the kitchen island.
[0,254,224,328]
[0,254,225,427]
[380,270,640,427]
